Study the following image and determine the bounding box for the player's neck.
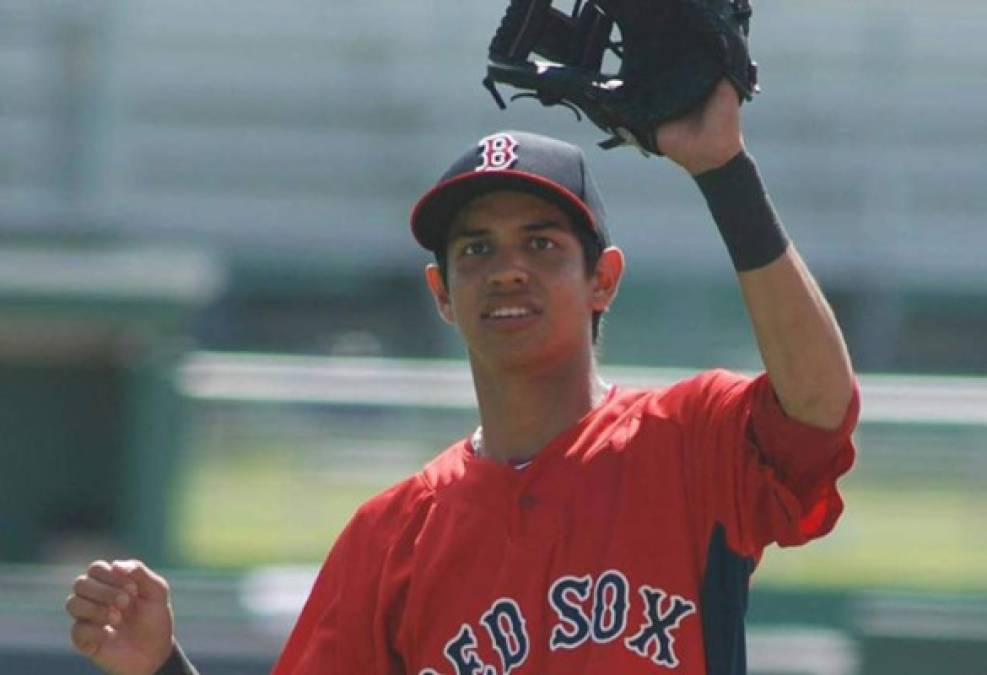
[468,353,609,465]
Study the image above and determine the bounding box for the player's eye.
[461,241,491,256]
[529,236,558,251]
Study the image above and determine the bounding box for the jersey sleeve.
[155,643,199,675]
[669,369,859,559]
[272,478,432,675]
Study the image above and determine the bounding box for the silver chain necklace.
[471,383,611,460]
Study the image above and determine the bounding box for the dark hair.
[434,221,605,343]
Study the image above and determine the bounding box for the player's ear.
[590,246,624,313]
[425,264,455,324]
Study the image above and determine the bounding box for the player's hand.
[654,79,744,176]
[65,559,175,675]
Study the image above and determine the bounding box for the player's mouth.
[481,304,542,330]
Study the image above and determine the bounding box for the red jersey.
[273,369,859,675]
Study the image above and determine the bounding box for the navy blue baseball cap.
[410,130,611,253]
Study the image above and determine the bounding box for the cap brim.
[410,170,600,252]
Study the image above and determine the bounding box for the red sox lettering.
[624,586,697,668]
[419,570,697,674]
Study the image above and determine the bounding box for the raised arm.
[656,81,855,430]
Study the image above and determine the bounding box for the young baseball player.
[66,81,858,674]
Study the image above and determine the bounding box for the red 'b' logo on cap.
[476,133,519,171]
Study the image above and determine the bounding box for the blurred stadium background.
[1,0,985,673]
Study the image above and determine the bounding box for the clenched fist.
[65,559,175,675]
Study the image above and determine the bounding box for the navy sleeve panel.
[701,523,757,675]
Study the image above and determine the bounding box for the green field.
[754,485,987,591]
[175,455,987,593]
[176,455,386,567]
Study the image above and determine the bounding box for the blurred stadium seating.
[2,0,986,367]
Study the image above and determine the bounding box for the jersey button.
[518,494,537,510]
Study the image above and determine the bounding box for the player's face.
[426,190,617,371]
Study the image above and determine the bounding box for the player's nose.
[485,251,530,288]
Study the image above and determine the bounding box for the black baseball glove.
[483,0,759,156]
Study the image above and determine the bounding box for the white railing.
[179,352,987,427]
